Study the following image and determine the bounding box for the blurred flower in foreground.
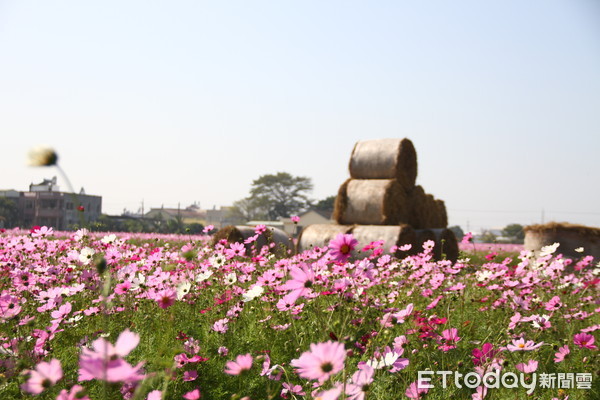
[28,146,58,166]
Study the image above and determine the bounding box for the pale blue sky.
[1,1,599,231]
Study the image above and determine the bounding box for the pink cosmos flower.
[147,390,162,400]
[346,365,375,400]
[405,379,429,399]
[554,345,570,362]
[573,333,597,350]
[50,302,72,320]
[281,382,305,397]
[212,318,229,334]
[438,328,461,351]
[312,386,342,400]
[154,288,176,309]
[226,242,246,258]
[328,233,358,263]
[224,353,253,375]
[506,338,543,352]
[0,294,22,320]
[291,215,300,223]
[280,264,315,302]
[115,281,132,295]
[291,340,346,383]
[78,329,145,383]
[56,385,90,400]
[544,296,563,311]
[183,370,198,381]
[21,358,63,394]
[516,360,538,373]
[461,232,473,244]
[183,388,201,400]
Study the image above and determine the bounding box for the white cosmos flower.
[79,247,95,265]
[574,247,584,253]
[210,254,226,267]
[130,273,146,291]
[366,351,400,369]
[196,270,213,282]
[539,243,560,257]
[242,285,264,302]
[176,281,192,300]
[101,234,117,245]
[224,273,237,285]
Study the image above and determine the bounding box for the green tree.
[448,225,464,241]
[228,197,267,221]
[245,172,313,220]
[314,195,336,212]
[0,197,18,228]
[502,223,524,243]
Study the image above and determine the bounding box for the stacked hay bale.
[524,222,600,261]
[299,138,458,261]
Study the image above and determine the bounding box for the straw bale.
[349,138,418,188]
[524,222,600,260]
[407,186,427,229]
[430,228,459,262]
[350,224,416,258]
[333,179,410,225]
[434,199,448,228]
[297,224,354,253]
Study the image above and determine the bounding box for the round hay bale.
[434,199,448,229]
[348,138,418,188]
[430,228,459,262]
[423,194,438,228]
[414,228,436,255]
[350,224,416,258]
[297,224,354,253]
[211,225,293,255]
[524,222,600,260]
[407,185,427,229]
[333,179,410,225]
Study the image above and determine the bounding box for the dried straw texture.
[297,224,354,253]
[524,222,600,260]
[333,179,410,225]
[407,185,427,229]
[212,225,293,255]
[348,138,418,188]
[434,199,448,228]
[350,224,416,258]
[430,228,459,262]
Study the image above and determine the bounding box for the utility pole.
[541,208,545,224]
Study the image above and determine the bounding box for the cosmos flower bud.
[95,257,107,275]
[28,146,58,166]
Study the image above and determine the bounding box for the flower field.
[0,226,598,400]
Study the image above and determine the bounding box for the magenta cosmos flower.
[291,340,346,383]
[573,333,597,350]
[224,353,253,375]
[328,234,358,263]
[21,358,63,394]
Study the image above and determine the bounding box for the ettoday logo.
[417,370,593,395]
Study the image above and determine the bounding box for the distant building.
[205,206,246,229]
[0,176,102,230]
[247,209,333,236]
[145,204,206,224]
